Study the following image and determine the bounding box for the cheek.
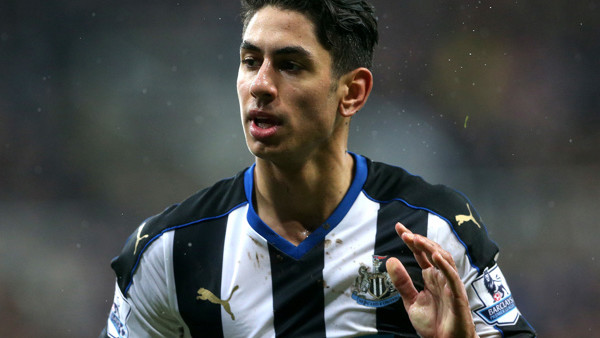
[295,83,333,112]
[236,78,246,101]
[237,80,249,128]
[236,70,250,100]
[293,91,339,135]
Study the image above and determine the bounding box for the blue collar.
[243,152,368,260]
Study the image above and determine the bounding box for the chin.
[245,140,275,159]
[246,145,296,166]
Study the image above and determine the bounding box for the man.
[102,0,536,337]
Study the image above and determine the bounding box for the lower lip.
[249,120,280,140]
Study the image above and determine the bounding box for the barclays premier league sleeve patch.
[471,265,521,326]
[107,284,131,338]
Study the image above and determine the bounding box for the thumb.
[386,257,418,305]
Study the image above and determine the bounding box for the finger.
[421,267,438,290]
[411,234,457,272]
[403,232,435,269]
[431,252,477,336]
[395,223,434,269]
[411,244,434,270]
[431,252,467,299]
[395,222,416,247]
[396,222,456,272]
[394,222,411,237]
[431,252,474,328]
[386,257,418,305]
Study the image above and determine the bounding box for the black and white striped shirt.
[103,153,535,337]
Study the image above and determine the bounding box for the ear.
[338,67,373,118]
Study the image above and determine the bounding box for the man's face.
[237,6,345,165]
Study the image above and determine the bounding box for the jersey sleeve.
[102,228,190,337]
[427,202,536,337]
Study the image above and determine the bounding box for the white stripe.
[124,231,191,337]
[221,205,276,338]
[323,192,380,337]
[426,213,501,337]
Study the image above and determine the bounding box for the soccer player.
[102,0,536,337]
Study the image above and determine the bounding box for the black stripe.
[374,200,428,336]
[363,158,498,272]
[497,316,537,337]
[174,216,229,337]
[111,171,247,296]
[269,243,326,338]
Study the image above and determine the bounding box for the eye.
[279,60,303,72]
[241,56,260,69]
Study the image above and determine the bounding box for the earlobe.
[338,68,373,118]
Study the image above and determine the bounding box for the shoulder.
[111,169,249,294]
[363,159,467,213]
[365,160,462,204]
[363,158,499,271]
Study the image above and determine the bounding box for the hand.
[385,222,478,338]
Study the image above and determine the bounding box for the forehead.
[242,6,325,55]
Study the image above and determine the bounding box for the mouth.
[248,109,282,128]
[253,116,280,129]
[248,110,282,140]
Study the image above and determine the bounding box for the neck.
[253,150,355,245]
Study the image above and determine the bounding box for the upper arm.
[105,231,189,337]
[427,213,534,337]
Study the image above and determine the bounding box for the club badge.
[351,255,400,307]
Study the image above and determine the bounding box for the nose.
[249,61,277,103]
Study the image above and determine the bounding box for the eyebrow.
[240,40,312,59]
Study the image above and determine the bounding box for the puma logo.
[133,223,149,255]
[197,285,240,320]
[455,203,481,229]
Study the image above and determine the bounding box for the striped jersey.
[103,154,535,337]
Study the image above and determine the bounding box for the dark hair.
[240,0,378,77]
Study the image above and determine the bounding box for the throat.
[252,152,356,245]
[268,221,316,246]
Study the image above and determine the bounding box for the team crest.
[351,255,400,307]
[472,265,521,325]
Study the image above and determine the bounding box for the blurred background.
[1,0,598,336]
